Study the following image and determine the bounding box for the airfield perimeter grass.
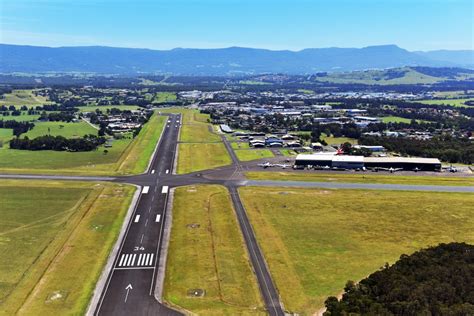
[239,187,474,315]
[235,149,274,161]
[245,171,474,186]
[160,108,232,174]
[177,143,231,174]
[0,113,166,175]
[0,179,134,315]
[163,185,264,315]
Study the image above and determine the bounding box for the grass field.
[239,187,474,315]
[0,128,13,144]
[159,108,232,174]
[0,113,41,122]
[322,134,358,145]
[77,105,140,112]
[235,149,274,161]
[153,92,177,103]
[0,90,51,107]
[0,113,166,175]
[245,171,474,186]
[416,98,474,108]
[24,121,98,139]
[0,180,134,315]
[231,142,250,149]
[163,185,264,315]
[180,123,221,143]
[177,143,231,174]
[280,149,297,156]
[381,116,413,123]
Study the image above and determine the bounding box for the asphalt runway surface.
[1,115,473,316]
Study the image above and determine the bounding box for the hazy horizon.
[1,0,472,51]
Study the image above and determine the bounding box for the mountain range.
[0,44,472,75]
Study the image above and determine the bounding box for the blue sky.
[1,0,472,51]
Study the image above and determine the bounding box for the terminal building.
[294,154,441,171]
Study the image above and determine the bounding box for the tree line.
[10,134,106,152]
[0,120,35,136]
[324,242,474,316]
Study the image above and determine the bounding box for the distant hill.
[0,44,473,75]
[415,50,474,68]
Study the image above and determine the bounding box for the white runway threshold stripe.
[155,214,161,222]
[165,169,169,174]
[151,170,155,174]
[117,253,155,267]
[161,186,169,194]
[134,215,140,223]
[142,186,150,194]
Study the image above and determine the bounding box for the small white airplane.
[373,167,404,173]
[275,163,289,169]
[258,162,274,168]
[447,165,458,173]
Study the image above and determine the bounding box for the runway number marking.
[142,186,150,194]
[117,253,155,267]
[134,215,140,223]
[161,186,169,194]
[155,214,161,222]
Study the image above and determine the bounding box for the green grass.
[77,105,140,112]
[164,185,264,315]
[245,171,474,186]
[381,116,430,124]
[177,143,232,174]
[180,123,221,143]
[415,98,474,108]
[153,92,177,103]
[0,90,51,107]
[322,133,358,145]
[239,187,474,315]
[0,180,134,315]
[0,113,41,122]
[231,142,250,149]
[235,149,274,161]
[239,80,271,85]
[297,89,314,94]
[0,128,13,144]
[0,113,166,175]
[280,149,297,156]
[24,121,97,138]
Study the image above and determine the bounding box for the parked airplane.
[258,162,274,168]
[443,165,458,173]
[275,163,289,169]
[373,167,404,173]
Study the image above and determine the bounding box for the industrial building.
[294,154,442,171]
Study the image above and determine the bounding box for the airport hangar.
[295,154,442,171]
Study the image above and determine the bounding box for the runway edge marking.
[85,185,142,316]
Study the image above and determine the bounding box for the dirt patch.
[186,223,200,229]
[187,288,205,297]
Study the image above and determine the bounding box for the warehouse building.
[295,154,441,171]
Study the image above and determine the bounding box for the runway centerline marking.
[140,234,144,244]
[145,219,148,227]
[165,169,169,174]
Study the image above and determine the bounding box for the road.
[94,114,182,316]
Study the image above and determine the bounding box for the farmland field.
[163,185,264,315]
[24,121,97,138]
[0,89,51,107]
[239,187,474,315]
[0,180,134,315]
[0,113,166,175]
[415,98,474,107]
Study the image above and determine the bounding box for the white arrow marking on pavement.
[124,284,133,302]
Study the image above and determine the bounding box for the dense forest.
[324,242,474,316]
